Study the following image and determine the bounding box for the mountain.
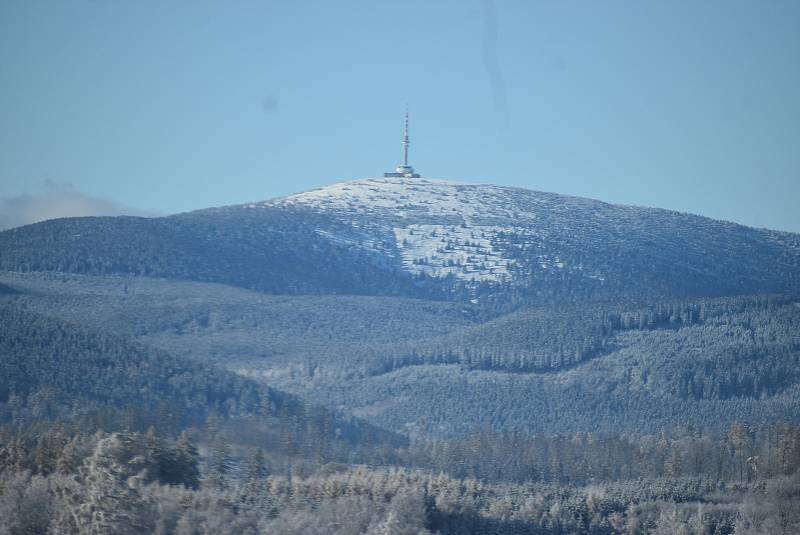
[300,294,800,436]
[0,210,419,298]
[3,273,799,438]
[0,271,483,370]
[2,177,799,306]
[2,178,800,533]
[1,177,799,438]
[0,300,406,457]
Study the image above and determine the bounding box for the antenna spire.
[403,108,410,167]
[384,108,421,178]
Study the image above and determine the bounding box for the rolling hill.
[0,299,406,457]
[1,177,799,439]
[2,272,798,438]
[2,177,799,307]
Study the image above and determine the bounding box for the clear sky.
[1,0,798,231]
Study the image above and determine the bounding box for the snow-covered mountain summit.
[250,176,799,292]
[267,177,598,223]
[261,177,622,283]
[272,177,518,220]
[1,176,798,304]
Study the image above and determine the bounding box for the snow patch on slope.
[266,177,612,284]
[393,224,520,282]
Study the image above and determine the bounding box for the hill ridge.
[1,177,798,305]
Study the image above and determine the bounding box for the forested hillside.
[373,295,792,374]
[3,273,799,438]
[3,284,800,533]
[271,295,800,436]
[0,302,406,465]
[2,178,799,306]
[0,272,482,369]
[0,208,431,298]
[2,178,800,533]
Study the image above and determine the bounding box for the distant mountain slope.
[1,178,798,305]
[272,295,800,436]
[0,300,243,419]
[372,295,789,374]
[0,272,482,369]
[0,208,429,298]
[4,272,798,437]
[265,178,800,302]
[0,300,406,453]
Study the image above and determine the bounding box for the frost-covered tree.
[206,436,234,492]
[75,433,154,534]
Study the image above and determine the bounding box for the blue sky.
[1,0,798,231]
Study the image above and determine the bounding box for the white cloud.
[0,181,159,231]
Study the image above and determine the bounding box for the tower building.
[384,111,421,178]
